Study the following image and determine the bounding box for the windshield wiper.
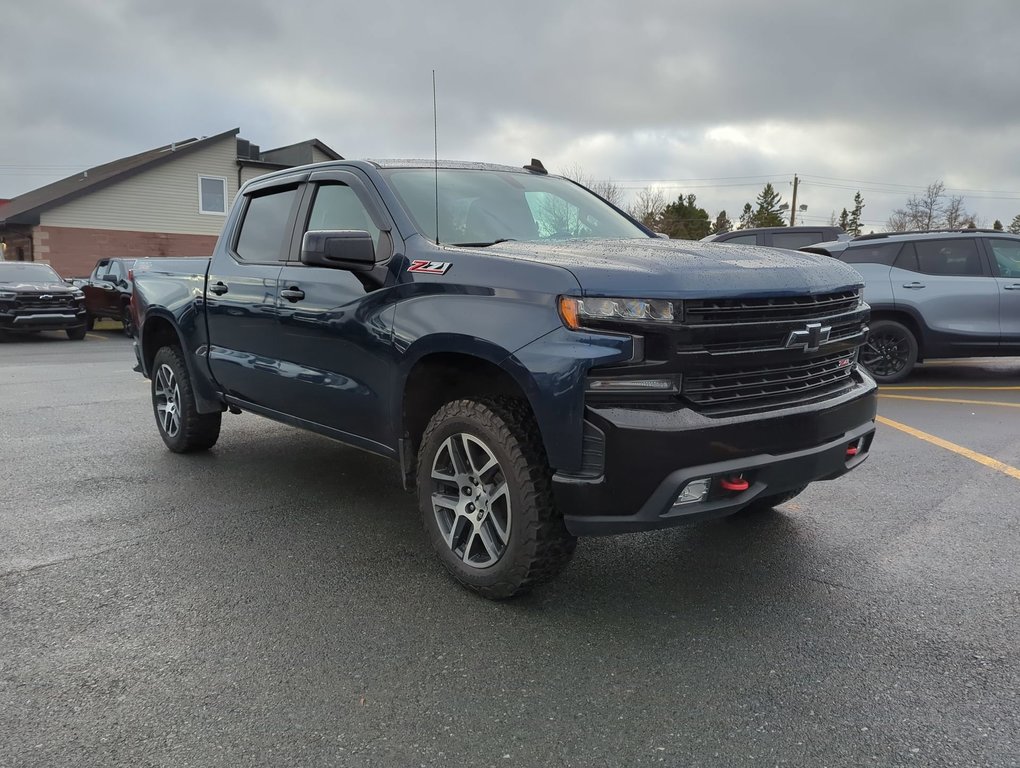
[449,238,518,248]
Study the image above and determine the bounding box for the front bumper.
[0,308,87,332]
[553,370,877,536]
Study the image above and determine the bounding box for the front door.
[273,171,398,452]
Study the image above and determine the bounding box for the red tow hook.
[720,475,749,492]
[846,439,862,458]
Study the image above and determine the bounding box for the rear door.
[205,177,302,409]
[273,169,398,451]
[890,238,999,355]
[981,237,1020,348]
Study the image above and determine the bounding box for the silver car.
[803,230,1020,383]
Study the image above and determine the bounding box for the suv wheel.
[151,346,221,452]
[416,398,577,599]
[861,320,918,383]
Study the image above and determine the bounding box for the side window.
[107,262,123,282]
[307,184,383,250]
[894,243,919,272]
[914,239,983,276]
[986,239,1020,278]
[92,261,110,280]
[234,186,299,263]
[719,233,757,245]
[842,242,902,265]
[772,231,823,249]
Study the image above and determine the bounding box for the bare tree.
[560,163,624,207]
[887,180,973,232]
[943,195,973,229]
[627,187,667,228]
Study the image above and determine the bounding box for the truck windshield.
[383,168,648,246]
[0,263,63,284]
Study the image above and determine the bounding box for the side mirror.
[300,230,376,271]
[654,232,670,240]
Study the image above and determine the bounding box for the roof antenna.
[433,69,440,246]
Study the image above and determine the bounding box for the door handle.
[280,287,305,302]
[901,282,926,289]
[1004,284,1020,291]
[208,281,229,296]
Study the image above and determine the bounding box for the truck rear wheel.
[151,346,221,453]
[416,398,577,599]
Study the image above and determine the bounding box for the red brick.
[32,226,219,277]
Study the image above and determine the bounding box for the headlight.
[559,296,675,329]
[72,290,85,300]
[0,291,16,300]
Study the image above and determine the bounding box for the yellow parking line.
[876,415,1020,481]
[879,394,1020,409]
[85,333,108,341]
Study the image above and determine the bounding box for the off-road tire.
[417,398,577,599]
[151,345,221,453]
[66,326,87,340]
[737,485,807,516]
[861,319,918,384]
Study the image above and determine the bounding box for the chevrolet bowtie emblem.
[39,295,52,300]
[785,322,831,352]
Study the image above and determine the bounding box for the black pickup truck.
[131,159,877,598]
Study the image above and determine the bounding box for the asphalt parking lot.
[1,332,1017,768]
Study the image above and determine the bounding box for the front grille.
[684,289,861,325]
[15,293,77,310]
[683,350,858,415]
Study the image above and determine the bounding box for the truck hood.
[0,281,77,293]
[480,238,863,297]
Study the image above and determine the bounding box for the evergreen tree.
[658,194,712,240]
[837,208,850,232]
[738,203,754,229]
[847,191,865,236]
[712,210,732,235]
[752,183,786,227]
[993,219,1003,231]
[1009,214,1020,235]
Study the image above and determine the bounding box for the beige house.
[0,128,341,276]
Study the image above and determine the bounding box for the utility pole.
[790,174,799,226]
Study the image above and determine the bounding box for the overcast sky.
[3,0,1020,230]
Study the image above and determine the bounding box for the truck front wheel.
[416,398,577,599]
[151,346,221,453]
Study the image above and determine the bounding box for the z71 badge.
[407,260,453,275]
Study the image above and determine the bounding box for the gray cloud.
[4,0,1020,226]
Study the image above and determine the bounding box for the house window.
[199,176,227,215]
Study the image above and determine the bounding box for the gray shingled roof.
[0,128,241,226]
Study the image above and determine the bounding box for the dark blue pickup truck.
[132,158,877,598]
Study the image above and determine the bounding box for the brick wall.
[33,225,219,277]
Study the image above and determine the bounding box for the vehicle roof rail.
[853,227,1006,242]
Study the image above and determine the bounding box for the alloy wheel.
[154,363,181,437]
[430,432,511,569]
[861,331,910,379]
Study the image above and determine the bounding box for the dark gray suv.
[804,230,1020,382]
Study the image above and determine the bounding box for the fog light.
[674,478,711,506]
[587,376,680,394]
